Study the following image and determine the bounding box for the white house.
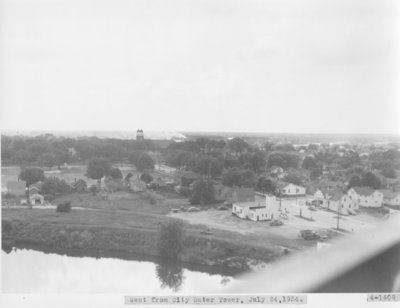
[347,187,384,208]
[380,190,400,207]
[29,193,44,205]
[325,190,358,215]
[277,182,306,197]
[232,195,280,221]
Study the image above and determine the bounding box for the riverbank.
[1,208,291,273]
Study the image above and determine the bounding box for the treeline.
[1,134,160,167]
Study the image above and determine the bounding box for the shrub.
[178,186,191,197]
[140,173,153,184]
[56,201,71,213]
[89,185,98,195]
[143,191,157,205]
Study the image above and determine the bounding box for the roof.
[276,182,304,190]
[29,181,43,190]
[233,188,256,203]
[234,201,260,208]
[380,189,400,199]
[329,190,344,202]
[352,187,376,196]
[6,181,26,195]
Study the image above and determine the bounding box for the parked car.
[300,229,320,240]
[308,205,317,211]
[270,219,284,226]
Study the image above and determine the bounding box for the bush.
[56,201,71,213]
[143,192,157,205]
[140,173,153,184]
[178,186,191,197]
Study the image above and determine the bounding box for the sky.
[0,0,399,135]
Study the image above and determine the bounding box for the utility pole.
[336,200,341,230]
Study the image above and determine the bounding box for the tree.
[157,220,185,261]
[348,175,362,189]
[256,176,276,193]
[125,172,134,181]
[227,137,250,155]
[250,151,266,173]
[190,179,215,205]
[283,173,302,186]
[85,157,111,183]
[193,156,223,177]
[222,168,243,187]
[129,152,155,171]
[302,156,317,170]
[310,167,323,180]
[140,173,153,184]
[241,169,257,187]
[54,149,71,168]
[109,167,123,179]
[19,168,45,187]
[41,177,71,196]
[39,153,57,169]
[361,172,381,189]
[381,168,396,179]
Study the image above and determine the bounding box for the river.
[1,247,239,293]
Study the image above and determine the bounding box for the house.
[130,176,146,192]
[380,190,400,207]
[72,179,87,193]
[6,181,27,196]
[347,187,384,208]
[325,190,358,215]
[276,182,306,197]
[232,195,280,221]
[28,181,43,195]
[29,193,44,205]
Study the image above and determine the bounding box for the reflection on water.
[1,247,238,293]
[156,260,184,292]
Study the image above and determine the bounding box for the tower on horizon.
[136,129,144,141]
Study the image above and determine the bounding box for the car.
[300,229,320,240]
[270,219,284,226]
[308,205,317,211]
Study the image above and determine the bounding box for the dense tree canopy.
[129,151,155,171]
[85,157,111,180]
[19,168,45,187]
[190,179,215,205]
[109,167,123,179]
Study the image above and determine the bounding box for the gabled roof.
[329,190,344,201]
[352,186,376,196]
[380,189,400,199]
[234,201,259,208]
